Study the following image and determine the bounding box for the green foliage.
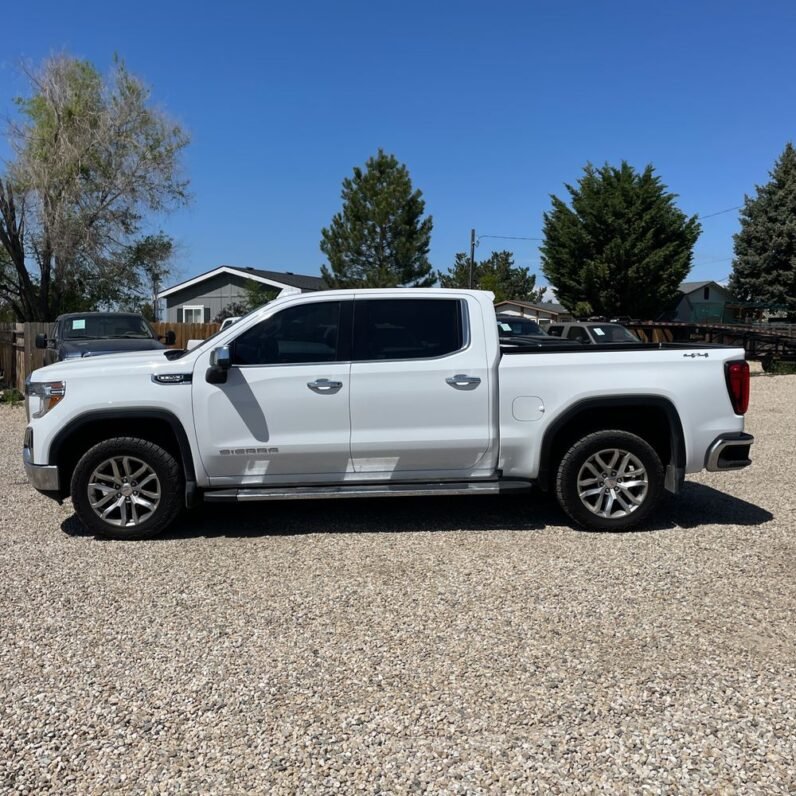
[763,359,796,375]
[438,251,546,303]
[214,302,248,323]
[729,143,796,319]
[214,283,278,323]
[572,301,594,318]
[243,282,279,311]
[0,388,23,405]
[0,55,189,320]
[117,232,175,317]
[541,162,701,319]
[321,150,434,288]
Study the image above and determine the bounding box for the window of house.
[703,286,710,300]
[183,305,205,324]
[353,299,464,361]
[232,301,343,365]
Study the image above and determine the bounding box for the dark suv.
[36,312,176,365]
[547,322,640,344]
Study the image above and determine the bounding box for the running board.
[203,480,532,503]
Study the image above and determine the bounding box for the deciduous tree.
[0,55,189,320]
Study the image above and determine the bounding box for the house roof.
[679,280,728,295]
[157,265,325,298]
[494,299,570,314]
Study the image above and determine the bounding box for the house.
[672,281,738,324]
[157,266,325,323]
[493,299,573,324]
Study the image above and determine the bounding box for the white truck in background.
[23,289,753,539]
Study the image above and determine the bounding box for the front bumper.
[705,432,754,472]
[23,447,60,492]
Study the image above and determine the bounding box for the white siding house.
[157,266,325,323]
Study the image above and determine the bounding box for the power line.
[697,206,741,220]
[477,234,544,243]
[693,256,732,265]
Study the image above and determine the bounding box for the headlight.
[25,380,66,419]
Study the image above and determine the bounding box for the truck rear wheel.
[555,430,664,531]
[71,437,183,540]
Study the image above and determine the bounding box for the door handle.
[307,378,343,393]
[446,374,481,388]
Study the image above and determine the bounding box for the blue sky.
[2,0,795,290]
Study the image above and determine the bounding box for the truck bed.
[500,341,732,355]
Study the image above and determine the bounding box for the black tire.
[71,437,184,540]
[555,430,664,531]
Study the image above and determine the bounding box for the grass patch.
[763,360,796,375]
[0,388,23,405]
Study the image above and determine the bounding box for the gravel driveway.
[1,376,794,794]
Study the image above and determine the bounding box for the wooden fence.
[0,321,220,393]
[0,323,48,393]
[151,322,219,350]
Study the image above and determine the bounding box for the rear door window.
[353,299,464,361]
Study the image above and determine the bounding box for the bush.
[0,388,23,405]
[765,360,796,375]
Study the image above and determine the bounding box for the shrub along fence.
[0,321,220,393]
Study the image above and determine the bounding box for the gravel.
[1,375,794,794]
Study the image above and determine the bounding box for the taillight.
[725,360,750,415]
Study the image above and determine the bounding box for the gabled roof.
[158,265,325,298]
[679,280,728,295]
[494,299,570,314]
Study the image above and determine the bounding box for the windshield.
[589,324,639,342]
[496,317,545,337]
[62,315,155,340]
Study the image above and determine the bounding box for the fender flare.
[48,409,198,503]
[537,395,686,493]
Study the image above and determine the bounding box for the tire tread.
[554,429,664,531]
[70,437,183,540]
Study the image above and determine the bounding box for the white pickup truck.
[23,289,754,539]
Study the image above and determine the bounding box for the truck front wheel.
[71,437,184,540]
[555,430,665,531]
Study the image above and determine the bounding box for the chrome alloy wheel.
[576,448,648,519]
[87,456,161,527]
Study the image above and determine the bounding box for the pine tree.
[730,143,796,318]
[541,162,700,318]
[321,150,434,288]
[438,251,546,303]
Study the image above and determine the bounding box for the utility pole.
[152,275,160,322]
[469,228,476,289]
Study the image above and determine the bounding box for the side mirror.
[206,345,232,384]
[35,333,47,349]
[164,330,176,346]
[210,345,231,369]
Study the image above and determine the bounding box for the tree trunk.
[0,180,41,320]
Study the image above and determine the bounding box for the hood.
[59,338,166,358]
[31,346,188,382]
